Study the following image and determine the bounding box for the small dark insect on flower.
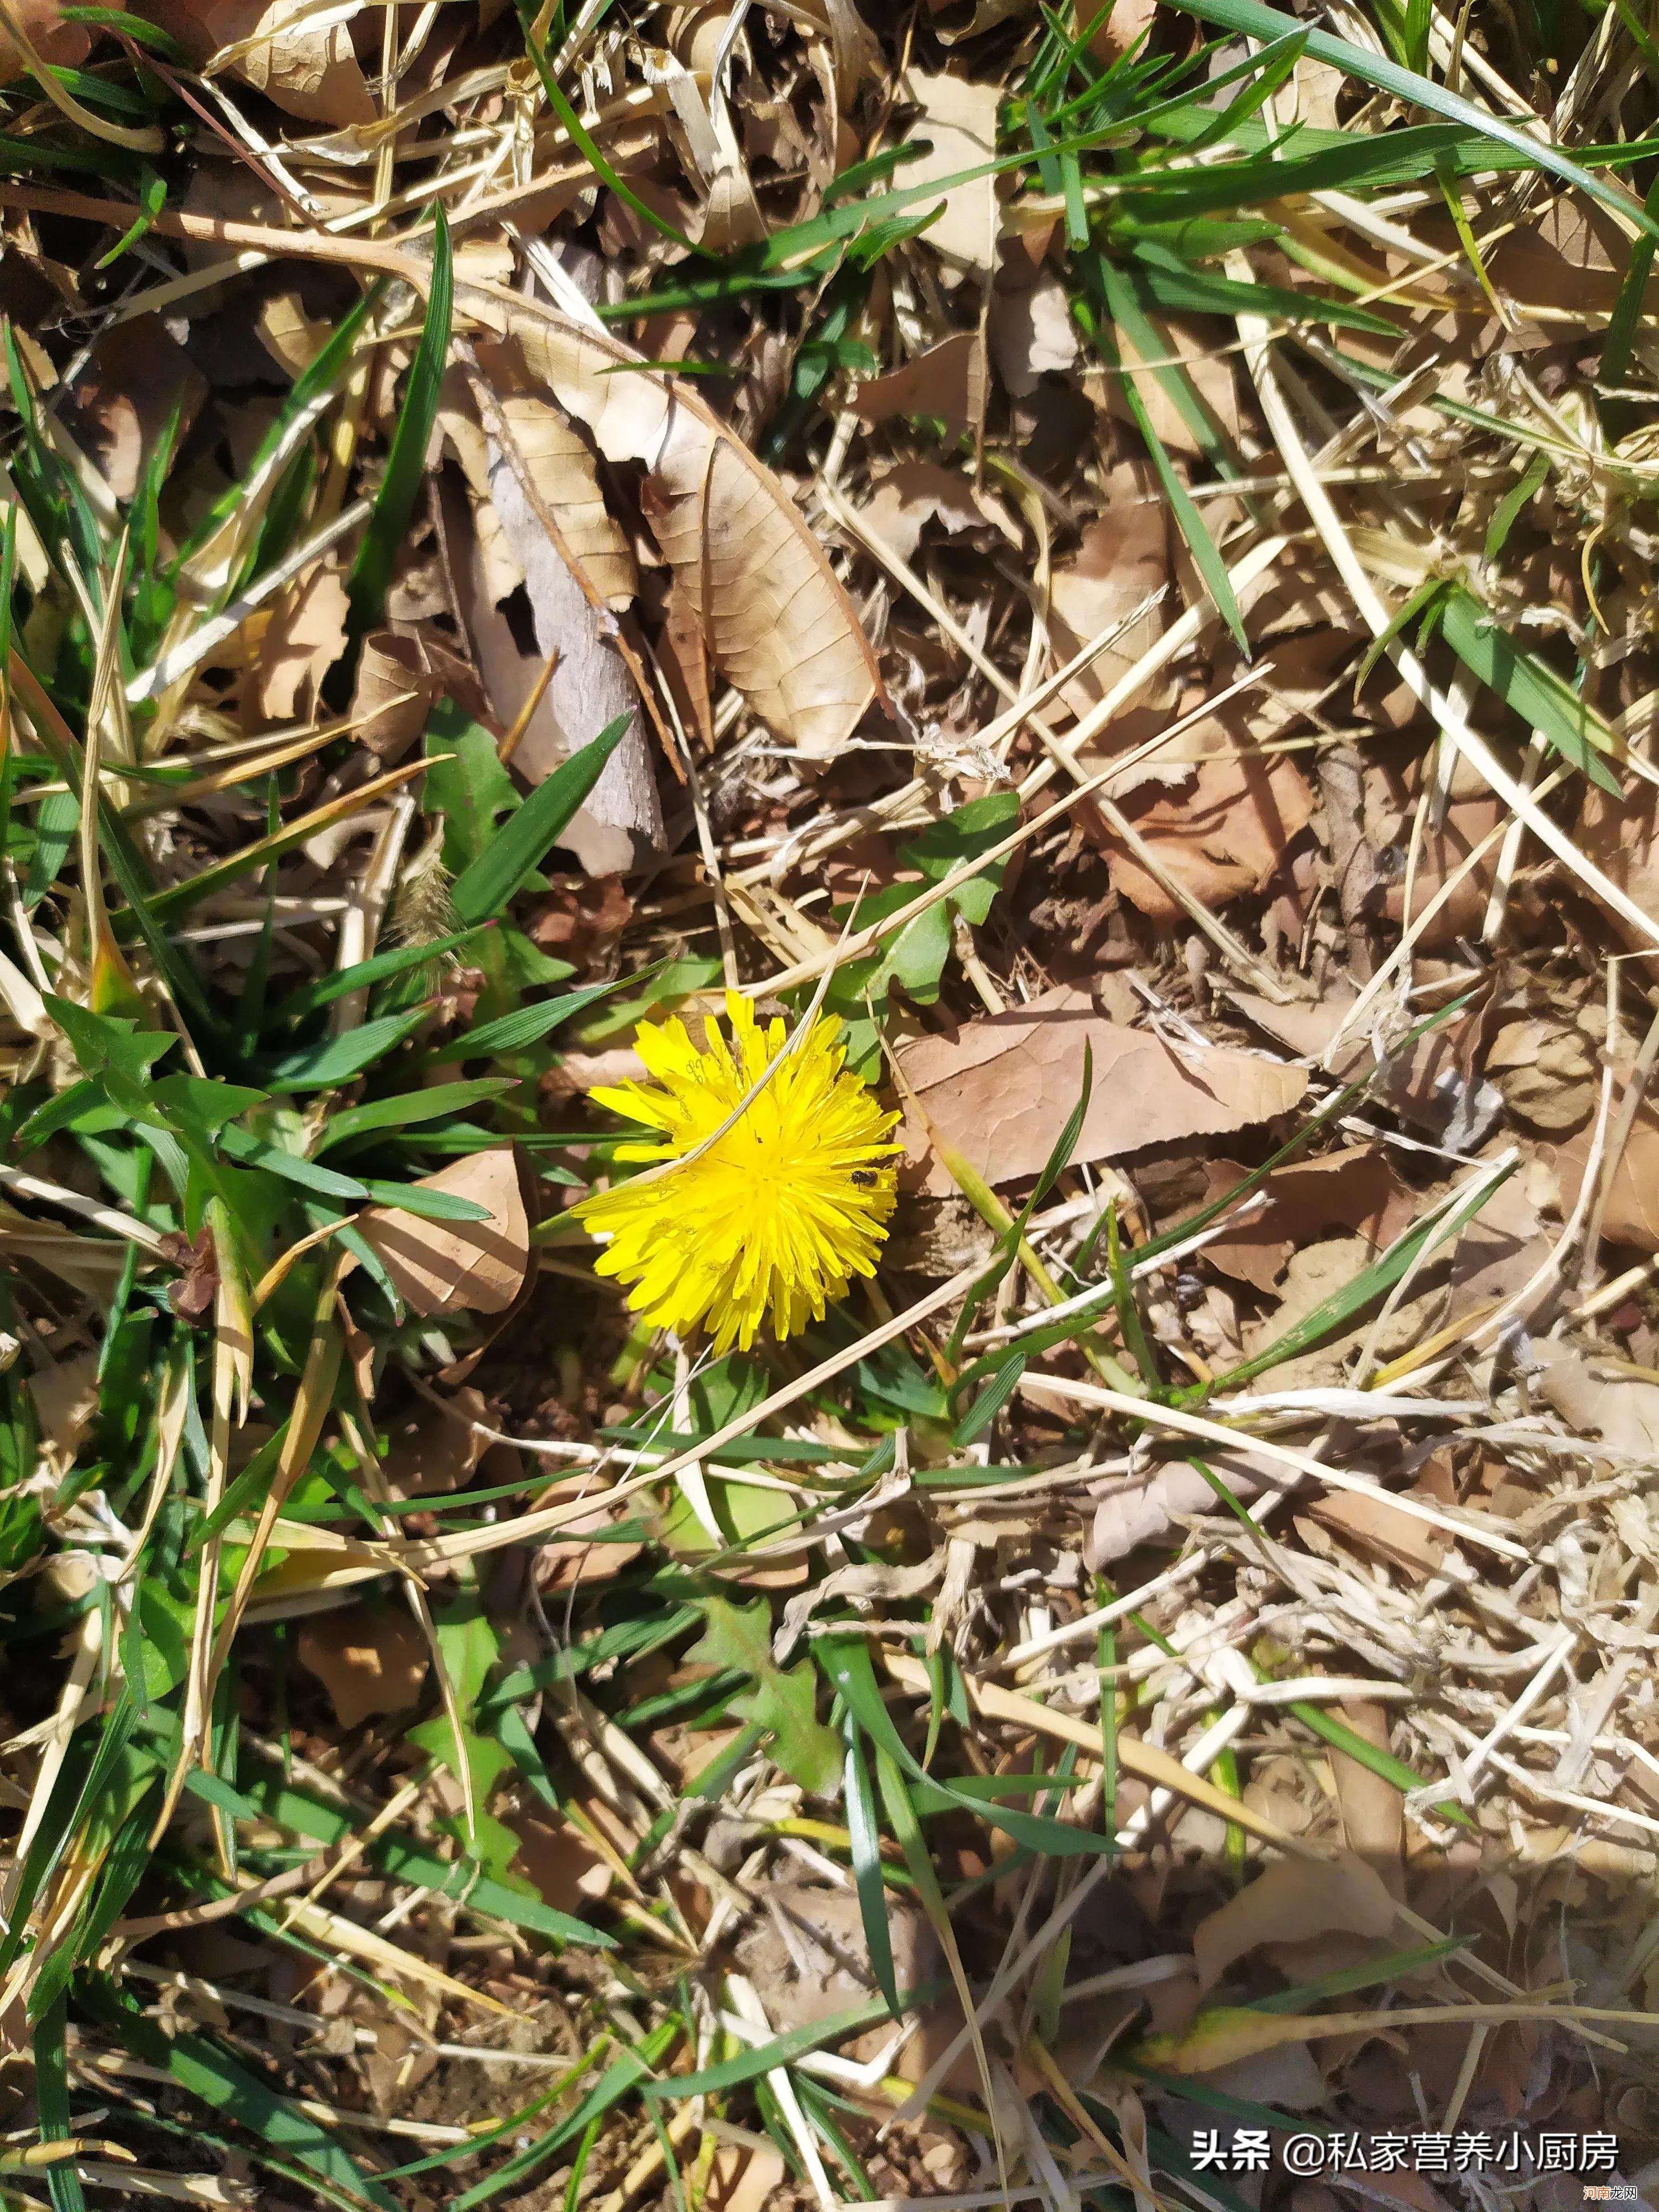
[850,1170,878,1187]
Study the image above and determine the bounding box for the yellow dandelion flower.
[574,992,901,1354]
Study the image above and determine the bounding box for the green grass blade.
[1437,586,1620,792]
[844,1724,900,2011]
[434,974,640,1061]
[450,714,630,924]
[259,1009,428,1090]
[345,210,453,641]
[81,1979,400,2210]
[1166,0,1659,238]
[269,925,496,1024]
[316,1078,519,1150]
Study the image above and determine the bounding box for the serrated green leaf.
[687,1595,841,1798]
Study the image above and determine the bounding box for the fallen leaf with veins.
[898,987,1308,1196]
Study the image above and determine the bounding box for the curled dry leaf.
[147,0,374,123]
[1192,1850,1397,1992]
[1090,1450,1266,1568]
[349,632,445,764]
[465,290,886,758]
[898,986,1308,1196]
[487,442,662,851]
[853,331,987,442]
[450,348,638,611]
[297,1602,428,1728]
[529,1474,645,1590]
[354,1149,529,1317]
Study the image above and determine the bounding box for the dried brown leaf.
[30,1353,98,1483]
[59,317,206,502]
[1073,0,1156,64]
[1579,778,1659,952]
[1365,760,1505,947]
[899,71,999,274]
[1048,465,1169,721]
[0,0,88,79]
[1195,1147,1415,1294]
[1095,755,1314,921]
[297,1602,427,1728]
[1485,1015,1598,1133]
[1328,1699,1406,1898]
[1105,315,1240,458]
[1089,1450,1266,1567]
[1533,1342,1659,1458]
[347,632,442,764]
[860,459,1020,564]
[509,1808,615,1914]
[1555,1107,1659,1250]
[1192,1851,1396,1991]
[259,559,348,722]
[487,445,661,850]
[852,332,987,441]
[472,292,886,757]
[354,1149,528,1317]
[149,0,373,122]
[898,987,1308,1196]
[989,257,1080,397]
[1300,1485,1446,1575]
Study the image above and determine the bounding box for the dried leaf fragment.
[259,561,349,722]
[853,331,987,440]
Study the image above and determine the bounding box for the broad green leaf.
[424,705,519,869]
